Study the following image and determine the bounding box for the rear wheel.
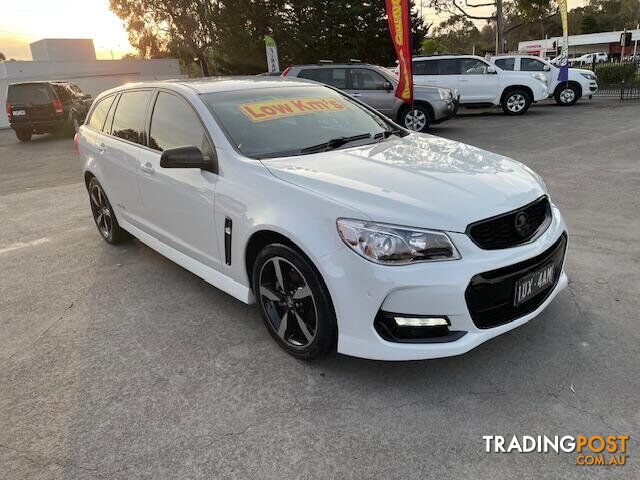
[402,104,432,132]
[253,244,337,360]
[87,178,130,244]
[501,89,532,115]
[554,84,579,106]
[15,129,32,142]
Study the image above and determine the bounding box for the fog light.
[393,316,450,327]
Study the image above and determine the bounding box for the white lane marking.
[0,238,50,255]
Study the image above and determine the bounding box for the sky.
[1,0,589,61]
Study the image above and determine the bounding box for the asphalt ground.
[1,97,639,479]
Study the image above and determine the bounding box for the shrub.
[595,63,638,84]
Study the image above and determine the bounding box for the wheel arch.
[554,80,582,98]
[500,85,534,103]
[395,100,435,123]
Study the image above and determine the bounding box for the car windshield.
[201,85,398,159]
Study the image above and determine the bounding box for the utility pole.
[495,0,504,54]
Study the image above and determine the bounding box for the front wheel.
[501,90,532,115]
[253,244,337,360]
[402,105,432,132]
[554,84,579,106]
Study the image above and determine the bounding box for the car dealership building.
[1,39,182,129]
[518,29,640,59]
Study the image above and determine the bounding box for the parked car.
[5,81,92,142]
[77,78,568,361]
[569,52,609,65]
[490,54,598,106]
[398,55,549,115]
[282,63,458,132]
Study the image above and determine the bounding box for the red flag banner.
[385,0,413,104]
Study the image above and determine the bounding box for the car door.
[136,90,221,269]
[412,59,443,87]
[520,57,553,85]
[458,58,498,103]
[99,90,152,227]
[346,68,395,116]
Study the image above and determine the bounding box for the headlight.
[336,219,460,265]
[438,88,452,101]
[532,72,547,84]
[580,72,597,81]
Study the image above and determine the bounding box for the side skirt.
[119,219,255,304]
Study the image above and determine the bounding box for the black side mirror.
[160,146,216,173]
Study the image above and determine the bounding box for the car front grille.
[467,196,552,250]
[465,232,567,329]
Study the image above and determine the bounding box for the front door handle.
[140,162,155,174]
[351,92,362,97]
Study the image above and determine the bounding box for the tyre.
[15,129,32,142]
[501,89,532,115]
[401,104,432,132]
[554,84,579,106]
[87,177,130,244]
[252,244,337,360]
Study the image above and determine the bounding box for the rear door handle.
[140,162,155,175]
[96,142,106,154]
[351,92,362,97]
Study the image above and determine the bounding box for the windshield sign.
[239,97,348,122]
[202,86,394,159]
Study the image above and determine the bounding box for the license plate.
[12,110,26,116]
[514,263,555,306]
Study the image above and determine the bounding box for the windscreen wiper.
[299,133,373,154]
[374,128,403,140]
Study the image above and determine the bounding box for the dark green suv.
[5,81,92,142]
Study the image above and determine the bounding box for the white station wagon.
[77,78,568,361]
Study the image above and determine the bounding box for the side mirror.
[383,81,394,91]
[160,146,216,173]
[543,65,551,71]
[486,66,497,74]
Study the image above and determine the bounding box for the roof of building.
[519,29,640,50]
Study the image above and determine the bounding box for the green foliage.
[110,0,429,75]
[420,39,442,55]
[595,63,638,84]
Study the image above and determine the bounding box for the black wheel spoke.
[260,285,283,302]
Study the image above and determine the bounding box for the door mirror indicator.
[160,146,216,173]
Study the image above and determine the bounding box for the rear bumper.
[10,119,65,133]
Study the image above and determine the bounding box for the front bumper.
[318,204,568,360]
[432,96,459,123]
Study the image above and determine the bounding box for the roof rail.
[348,58,362,64]
[318,59,333,64]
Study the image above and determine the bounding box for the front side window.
[202,85,394,159]
[494,58,515,71]
[110,90,153,145]
[87,95,115,131]
[350,69,388,90]
[521,58,547,71]
[149,92,213,157]
[461,59,489,74]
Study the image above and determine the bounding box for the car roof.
[410,55,486,61]
[98,76,319,97]
[289,63,376,68]
[8,81,69,87]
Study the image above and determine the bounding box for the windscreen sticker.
[239,97,348,122]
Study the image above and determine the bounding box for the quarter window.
[110,90,153,145]
[494,58,515,71]
[87,95,115,131]
[149,92,213,156]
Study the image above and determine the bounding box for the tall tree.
[0,52,5,61]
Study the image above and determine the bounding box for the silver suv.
[282,63,458,132]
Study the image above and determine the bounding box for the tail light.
[53,98,63,114]
[281,66,292,77]
[5,101,12,121]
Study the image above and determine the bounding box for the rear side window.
[8,84,53,105]
[149,92,213,156]
[87,95,115,131]
[110,90,153,145]
[298,68,348,89]
[494,58,515,71]
[438,59,460,75]
[413,60,438,75]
